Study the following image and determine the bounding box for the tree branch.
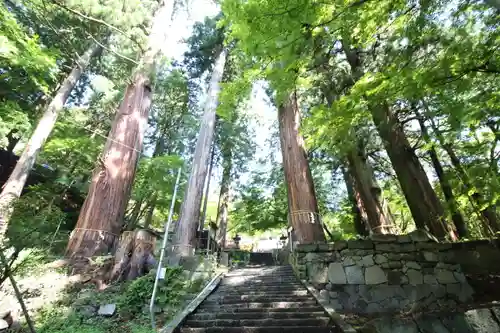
[49,0,145,53]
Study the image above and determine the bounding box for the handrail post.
[150,166,182,330]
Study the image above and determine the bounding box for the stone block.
[365,266,387,285]
[453,271,467,283]
[464,308,500,333]
[387,270,403,285]
[345,265,365,284]
[305,252,322,262]
[98,304,116,316]
[297,244,318,252]
[319,289,329,301]
[333,241,348,251]
[423,251,439,262]
[307,262,328,284]
[397,235,412,243]
[329,298,343,310]
[343,257,356,266]
[406,261,421,270]
[435,269,457,284]
[347,239,373,249]
[361,255,375,267]
[329,291,339,299]
[328,262,347,284]
[374,254,388,264]
[407,269,423,285]
[423,274,438,285]
[370,234,398,242]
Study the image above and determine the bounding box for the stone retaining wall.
[290,231,500,314]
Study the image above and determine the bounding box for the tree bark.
[346,144,397,234]
[216,150,232,248]
[66,1,173,260]
[370,103,450,239]
[198,143,216,232]
[278,91,325,244]
[342,166,369,236]
[172,48,227,258]
[0,43,102,240]
[417,117,467,238]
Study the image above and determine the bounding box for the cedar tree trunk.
[0,43,102,240]
[172,48,227,258]
[278,91,325,244]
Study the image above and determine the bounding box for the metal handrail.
[150,166,182,330]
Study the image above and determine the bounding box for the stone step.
[195,306,325,314]
[204,295,313,304]
[184,318,331,328]
[197,301,319,311]
[179,326,336,333]
[214,290,309,297]
[219,281,302,287]
[216,283,306,292]
[189,311,328,321]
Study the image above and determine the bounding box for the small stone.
[347,239,373,249]
[407,269,423,285]
[453,272,467,283]
[435,269,457,284]
[319,289,329,301]
[374,254,388,264]
[401,275,409,284]
[328,262,347,284]
[423,251,439,262]
[98,304,116,316]
[345,265,365,284]
[365,266,387,285]
[329,291,339,299]
[397,235,412,243]
[343,257,356,266]
[325,282,333,291]
[388,261,403,269]
[406,261,421,269]
[361,255,375,267]
[423,274,438,285]
[329,298,343,310]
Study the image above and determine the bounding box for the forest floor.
[0,250,205,333]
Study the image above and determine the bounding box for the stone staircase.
[176,265,340,333]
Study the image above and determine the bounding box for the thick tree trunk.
[198,143,216,232]
[278,92,325,244]
[342,166,369,236]
[371,103,450,239]
[417,117,467,238]
[172,48,227,258]
[127,229,156,280]
[346,145,397,234]
[66,1,173,260]
[216,152,232,248]
[0,43,102,240]
[109,231,135,281]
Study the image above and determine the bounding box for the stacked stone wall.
[290,231,500,314]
